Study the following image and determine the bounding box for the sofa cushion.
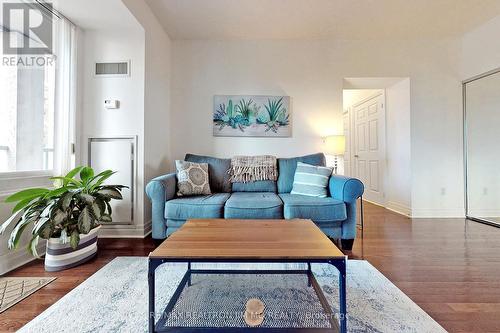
[165,193,231,220]
[291,162,332,198]
[232,180,277,193]
[224,192,283,219]
[185,154,231,193]
[277,153,326,193]
[279,193,347,222]
[175,160,211,196]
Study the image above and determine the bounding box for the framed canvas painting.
[213,95,291,137]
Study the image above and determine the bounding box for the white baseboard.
[99,220,152,238]
[363,198,463,218]
[0,242,46,275]
[411,208,465,218]
[468,209,500,217]
[385,201,411,217]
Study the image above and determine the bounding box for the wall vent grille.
[95,61,130,77]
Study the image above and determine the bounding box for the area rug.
[0,277,56,313]
[18,258,446,333]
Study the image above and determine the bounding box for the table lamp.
[323,135,345,174]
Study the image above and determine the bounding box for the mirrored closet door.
[464,68,500,227]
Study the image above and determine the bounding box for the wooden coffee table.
[148,219,347,333]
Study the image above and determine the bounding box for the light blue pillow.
[291,162,333,198]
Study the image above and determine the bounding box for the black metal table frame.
[148,257,347,333]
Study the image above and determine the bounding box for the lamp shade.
[324,135,345,155]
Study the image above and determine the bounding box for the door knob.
[354,154,359,158]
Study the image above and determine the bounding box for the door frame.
[463,67,500,228]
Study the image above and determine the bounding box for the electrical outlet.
[483,187,488,195]
[440,187,446,195]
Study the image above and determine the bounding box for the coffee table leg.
[339,260,347,333]
[149,258,162,333]
[330,258,347,333]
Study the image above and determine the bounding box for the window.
[0,54,56,173]
[0,3,76,178]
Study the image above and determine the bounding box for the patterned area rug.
[0,277,56,313]
[19,258,447,333]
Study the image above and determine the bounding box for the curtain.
[53,17,77,175]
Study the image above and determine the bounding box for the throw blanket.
[229,155,278,183]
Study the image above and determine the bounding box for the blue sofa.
[146,153,364,250]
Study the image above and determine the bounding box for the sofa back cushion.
[277,153,326,193]
[231,180,277,193]
[184,154,231,193]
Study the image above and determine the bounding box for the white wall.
[343,89,382,109]
[122,0,173,230]
[78,0,173,236]
[78,27,146,237]
[385,79,411,215]
[461,15,500,80]
[171,38,464,217]
[172,40,340,161]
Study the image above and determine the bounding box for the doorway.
[343,77,412,216]
[344,90,386,205]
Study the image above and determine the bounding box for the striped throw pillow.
[290,162,333,198]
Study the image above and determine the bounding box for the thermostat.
[104,100,119,109]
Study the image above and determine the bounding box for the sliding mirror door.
[464,69,500,227]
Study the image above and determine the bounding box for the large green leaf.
[5,188,49,203]
[95,197,106,215]
[79,193,94,204]
[50,176,82,187]
[0,210,22,235]
[90,202,101,220]
[27,235,41,258]
[97,188,122,200]
[11,197,36,214]
[80,167,94,183]
[8,218,34,249]
[89,170,116,190]
[78,207,92,234]
[105,201,112,216]
[51,208,67,225]
[32,217,50,235]
[100,214,112,223]
[39,224,53,239]
[70,230,80,249]
[65,166,84,181]
[45,187,69,199]
[40,201,56,218]
[59,191,74,210]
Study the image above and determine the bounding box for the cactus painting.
[213,95,291,137]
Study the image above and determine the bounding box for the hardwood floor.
[2,202,500,332]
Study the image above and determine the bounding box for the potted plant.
[0,166,127,271]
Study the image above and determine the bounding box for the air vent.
[95,61,130,77]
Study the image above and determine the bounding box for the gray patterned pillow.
[175,160,211,196]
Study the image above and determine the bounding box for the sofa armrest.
[145,173,177,239]
[329,175,364,241]
[329,175,364,203]
[146,173,177,202]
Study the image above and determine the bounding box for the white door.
[353,93,386,205]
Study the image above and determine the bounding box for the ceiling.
[53,0,140,30]
[145,0,500,40]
